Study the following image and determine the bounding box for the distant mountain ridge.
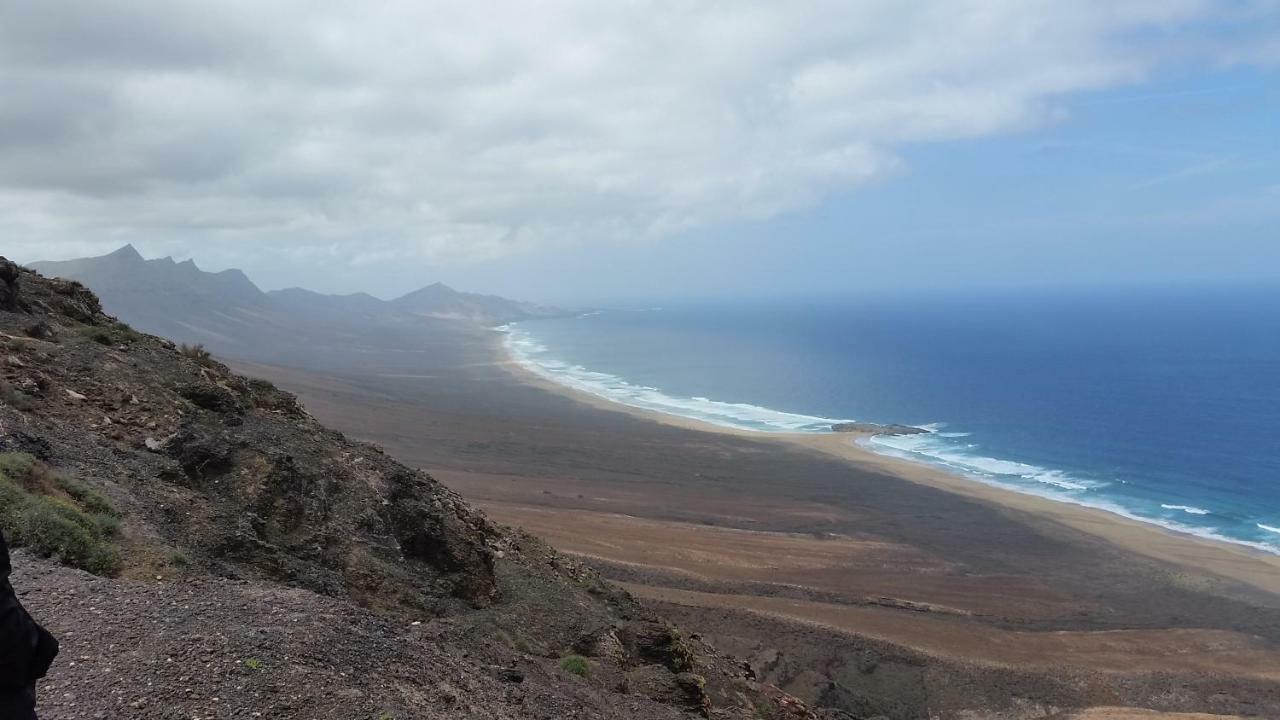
[31,244,558,323]
[392,281,560,323]
[33,243,268,306]
[28,244,566,368]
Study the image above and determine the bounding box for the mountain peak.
[392,282,458,304]
[105,244,144,262]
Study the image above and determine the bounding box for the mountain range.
[29,245,564,369]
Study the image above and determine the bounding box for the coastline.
[493,328,1280,598]
[229,327,1280,716]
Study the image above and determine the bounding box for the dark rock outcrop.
[0,258,21,311]
[625,665,712,718]
[176,382,243,413]
[620,621,697,673]
[830,422,928,436]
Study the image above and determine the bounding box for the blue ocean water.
[502,285,1280,554]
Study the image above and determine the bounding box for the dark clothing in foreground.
[0,531,58,720]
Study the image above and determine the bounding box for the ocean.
[501,284,1280,554]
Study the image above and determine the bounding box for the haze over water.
[506,284,1280,553]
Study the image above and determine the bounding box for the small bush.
[559,655,589,677]
[179,343,214,365]
[0,474,26,530]
[0,452,36,481]
[244,658,263,670]
[113,322,142,342]
[0,453,122,576]
[0,381,35,411]
[79,322,142,346]
[5,337,33,353]
[90,512,121,538]
[84,327,115,345]
[18,495,122,576]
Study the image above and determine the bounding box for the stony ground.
[15,551,689,720]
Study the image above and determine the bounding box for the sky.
[2,1,1278,304]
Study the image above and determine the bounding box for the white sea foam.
[498,322,1280,557]
[868,432,1100,491]
[501,324,849,433]
[1075,501,1280,554]
[865,434,1280,554]
[1162,504,1210,516]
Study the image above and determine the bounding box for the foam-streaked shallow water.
[500,286,1280,554]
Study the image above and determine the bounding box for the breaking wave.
[501,324,849,433]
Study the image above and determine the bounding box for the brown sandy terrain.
[477,500,1077,620]
[621,583,1280,680]
[793,432,1280,599]
[1058,710,1244,719]
[227,340,1280,718]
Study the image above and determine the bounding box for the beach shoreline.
[492,327,1280,598]
[228,326,1280,717]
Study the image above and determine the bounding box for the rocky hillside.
[0,258,826,719]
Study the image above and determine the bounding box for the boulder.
[177,382,242,414]
[164,424,235,481]
[619,621,695,673]
[624,665,710,718]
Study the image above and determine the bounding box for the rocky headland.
[830,423,928,436]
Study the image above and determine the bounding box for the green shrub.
[0,452,36,482]
[90,512,121,537]
[0,474,25,529]
[0,453,122,576]
[85,327,114,345]
[559,655,589,677]
[56,475,118,517]
[112,322,142,342]
[78,322,143,346]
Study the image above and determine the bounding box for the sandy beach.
[499,338,1280,599]
[227,331,1280,718]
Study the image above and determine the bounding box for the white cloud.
[1,0,1274,268]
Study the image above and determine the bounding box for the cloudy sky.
[3,1,1278,302]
